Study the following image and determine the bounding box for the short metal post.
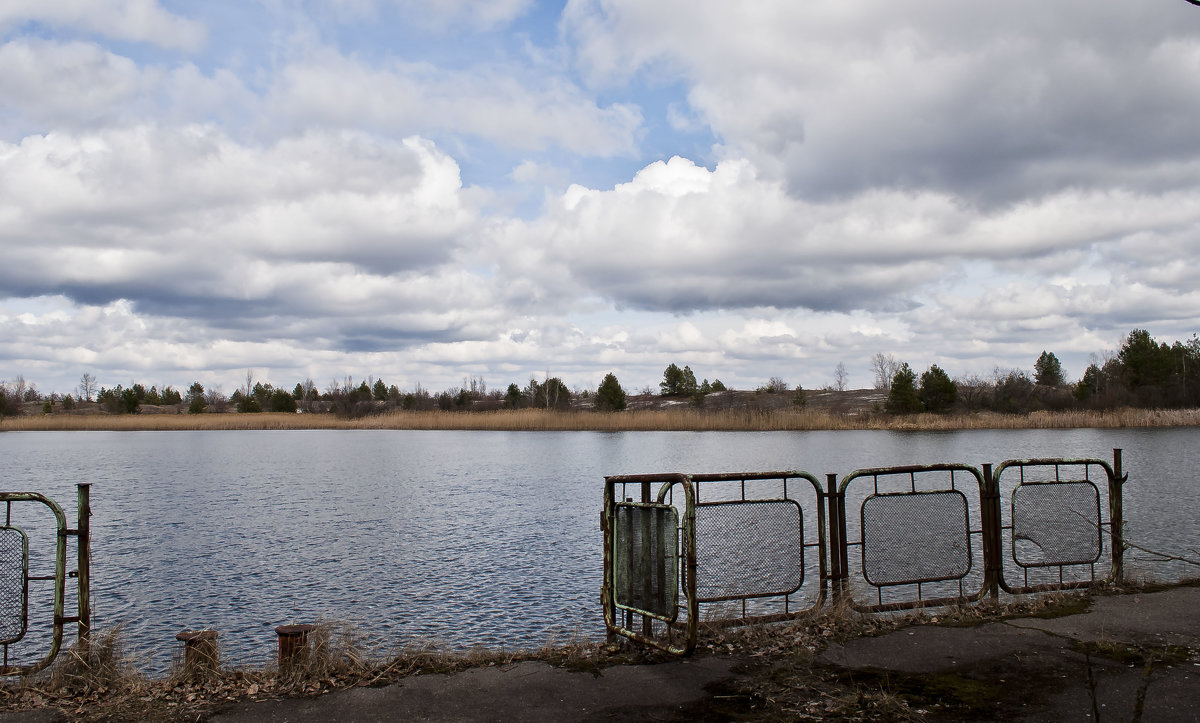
[76,484,91,658]
[175,629,219,679]
[276,624,315,672]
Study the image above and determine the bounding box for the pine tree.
[595,373,627,412]
[918,364,957,413]
[886,363,922,414]
[1033,351,1065,387]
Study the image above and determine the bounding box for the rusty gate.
[603,449,1126,654]
[603,471,827,654]
[0,485,91,675]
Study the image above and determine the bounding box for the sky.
[2,0,1200,399]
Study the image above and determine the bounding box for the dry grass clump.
[47,626,142,692]
[359,629,622,687]
[0,624,618,721]
[0,627,166,721]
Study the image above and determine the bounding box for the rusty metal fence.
[603,449,1126,654]
[0,485,91,676]
[994,457,1123,594]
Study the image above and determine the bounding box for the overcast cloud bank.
[2,1,1199,397]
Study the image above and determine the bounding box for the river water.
[2,427,1196,672]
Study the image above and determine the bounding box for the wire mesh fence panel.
[695,500,803,601]
[860,491,971,586]
[1012,481,1102,568]
[838,465,987,611]
[690,473,826,625]
[994,458,1119,594]
[0,527,27,644]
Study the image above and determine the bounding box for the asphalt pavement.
[205,585,1200,722]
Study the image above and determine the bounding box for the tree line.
[874,329,1200,415]
[2,328,1197,418]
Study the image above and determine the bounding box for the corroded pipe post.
[980,464,1001,601]
[175,629,219,679]
[825,474,843,603]
[1110,448,1125,583]
[76,484,91,659]
[275,624,315,672]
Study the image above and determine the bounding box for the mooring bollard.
[275,623,315,672]
[175,629,219,679]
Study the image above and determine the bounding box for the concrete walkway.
[819,586,1200,721]
[207,585,1200,722]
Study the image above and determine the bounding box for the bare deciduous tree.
[204,386,228,413]
[871,353,900,392]
[298,378,317,411]
[762,376,789,393]
[79,372,97,402]
[954,373,990,408]
[834,362,848,392]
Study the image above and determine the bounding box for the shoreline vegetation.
[3,405,1199,432]
[5,329,1200,433]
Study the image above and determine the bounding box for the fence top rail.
[0,492,66,529]
[605,473,691,486]
[604,473,695,507]
[838,463,986,494]
[992,457,1118,483]
[690,470,821,485]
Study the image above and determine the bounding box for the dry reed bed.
[2,406,1199,432]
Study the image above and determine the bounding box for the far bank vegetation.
[3,328,1199,432]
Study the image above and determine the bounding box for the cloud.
[3,1,1199,397]
[0,0,205,51]
[321,0,532,32]
[0,39,156,129]
[502,155,1200,315]
[269,48,642,156]
[563,1,1200,204]
[510,160,568,188]
[387,0,533,32]
[0,126,493,348]
[0,38,266,136]
[0,36,641,158]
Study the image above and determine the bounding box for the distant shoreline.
[3,406,1199,432]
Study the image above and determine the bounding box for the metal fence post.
[980,464,1000,601]
[825,474,844,603]
[640,482,652,639]
[76,484,91,659]
[600,486,615,646]
[1110,448,1124,583]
